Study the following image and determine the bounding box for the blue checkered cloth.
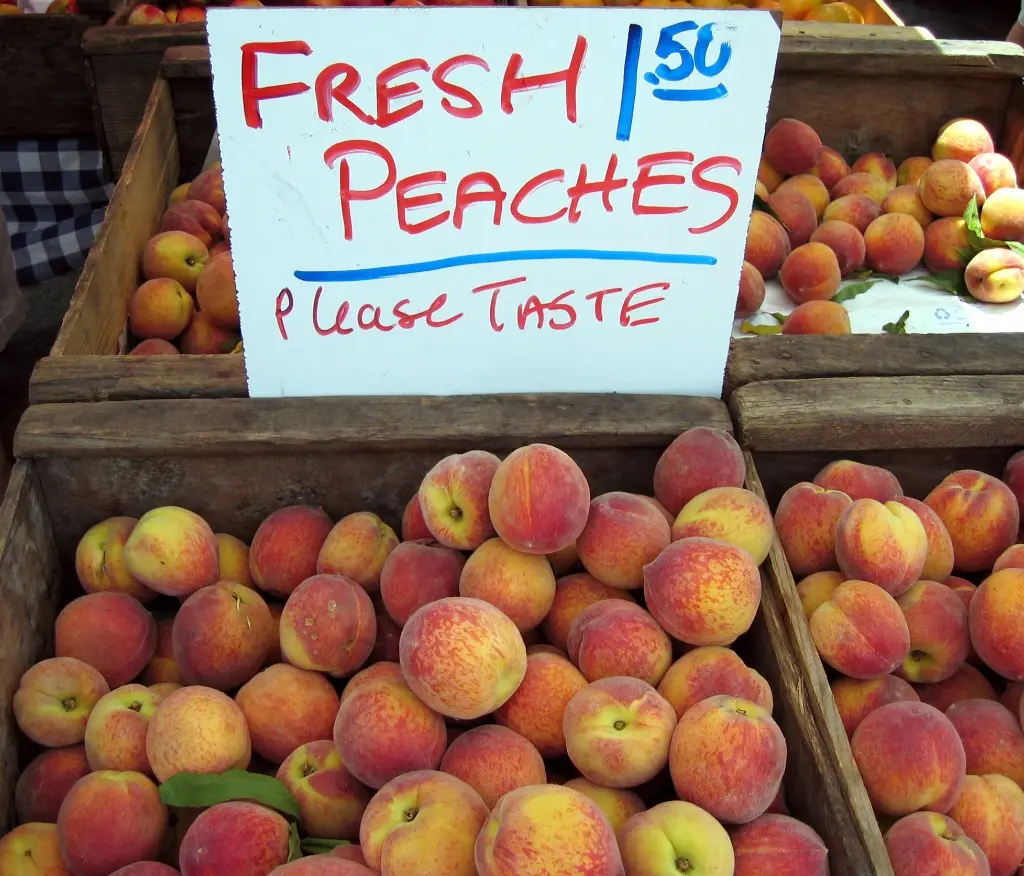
[0,138,113,287]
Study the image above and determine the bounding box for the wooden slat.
[50,77,179,358]
[731,376,1024,452]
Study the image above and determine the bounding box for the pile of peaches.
[741,115,1024,335]
[775,455,1024,876]
[0,429,834,876]
[125,0,495,24]
[127,166,241,356]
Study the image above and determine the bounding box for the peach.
[965,247,1024,303]
[730,814,829,876]
[400,494,431,541]
[758,156,784,193]
[169,183,191,208]
[56,592,157,688]
[124,506,219,598]
[84,683,162,774]
[440,725,546,807]
[142,618,180,685]
[177,312,240,354]
[58,771,166,876]
[925,471,1020,573]
[644,537,761,647]
[924,217,971,271]
[919,159,986,217]
[317,512,398,592]
[547,541,580,575]
[763,118,822,176]
[916,663,997,712]
[768,189,818,248]
[576,492,671,590]
[653,427,745,516]
[418,450,501,550]
[280,574,376,677]
[884,811,989,876]
[277,741,369,840]
[894,497,955,582]
[774,482,853,576]
[567,600,672,686]
[379,539,463,626]
[250,505,332,598]
[864,212,926,274]
[736,260,766,317]
[815,460,902,502]
[744,211,790,279]
[658,646,772,719]
[459,537,556,630]
[187,168,226,215]
[129,339,179,355]
[995,544,1024,572]
[812,146,851,190]
[946,698,1024,785]
[141,231,208,293]
[777,174,830,219]
[126,5,167,23]
[883,184,934,229]
[179,801,290,876]
[831,172,891,205]
[754,179,769,200]
[832,675,919,738]
[333,661,446,788]
[947,774,1024,876]
[541,572,634,651]
[75,516,154,602]
[474,784,623,876]
[129,279,194,342]
[780,242,841,303]
[0,823,70,875]
[618,800,734,876]
[562,779,645,833]
[809,220,865,276]
[159,199,221,248]
[897,156,933,187]
[1003,681,1024,715]
[489,444,591,554]
[797,570,845,618]
[851,701,965,816]
[933,118,995,163]
[361,770,488,876]
[111,866,180,876]
[896,580,970,683]
[271,861,375,875]
[669,695,785,824]
[327,846,368,864]
[493,651,588,757]
[370,612,400,663]
[823,193,882,233]
[1005,451,1024,530]
[149,681,180,698]
[671,486,773,565]
[194,252,239,331]
[14,658,110,747]
[16,746,90,824]
[401,596,526,718]
[215,533,252,588]
[145,685,251,782]
[834,499,927,596]
[971,152,1018,196]
[236,664,339,764]
[981,187,1024,243]
[852,152,898,188]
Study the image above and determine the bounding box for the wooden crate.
[730,373,1024,876]
[6,392,882,874]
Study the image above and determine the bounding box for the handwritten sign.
[207,7,781,397]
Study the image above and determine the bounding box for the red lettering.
[324,140,397,241]
[396,171,450,234]
[274,288,294,340]
[376,58,429,128]
[620,282,668,327]
[424,293,463,328]
[433,55,489,119]
[391,295,463,329]
[472,277,527,332]
[518,295,545,330]
[454,173,506,229]
[357,304,395,332]
[566,155,627,223]
[240,41,311,129]
[584,287,624,322]
[547,290,577,330]
[312,287,354,336]
[632,152,694,216]
[501,35,587,123]
[690,156,741,234]
[315,63,374,125]
[511,170,566,225]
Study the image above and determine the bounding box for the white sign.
[208,7,781,398]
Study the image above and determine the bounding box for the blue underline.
[294,249,718,282]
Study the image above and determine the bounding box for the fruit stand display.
[732,374,1024,876]
[0,394,879,874]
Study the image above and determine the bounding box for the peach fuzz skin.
[248,505,333,598]
[894,496,955,583]
[14,657,110,748]
[360,770,488,876]
[744,211,790,280]
[439,724,546,808]
[851,701,966,817]
[730,814,829,876]
[971,569,1024,681]
[657,646,773,719]
[812,146,851,190]
[763,118,822,177]
[653,427,745,517]
[75,516,154,602]
[834,499,927,597]
[946,774,1024,876]
[831,675,919,738]
[0,823,70,876]
[576,492,671,590]
[884,812,989,876]
[797,571,845,619]
[178,801,290,876]
[541,573,635,652]
[277,740,369,841]
[781,301,852,335]
[671,486,774,566]
[915,663,997,713]
[474,783,624,876]
[669,695,786,825]
[809,580,910,679]
[488,443,591,555]
[399,596,527,720]
[380,539,463,626]
[774,482,852,577]
[618,800,735,876]
[216,532,252,588]
[84,683,163,774]
[459,537,556,632]
[814,459,903,503]
[925,217,971,272]
[123,506,220,598]
[15,746,90,824]
[567,600,672,687]
[271,860,376,875]
[895,580,970,684]
[823,194,882,234]
[417,450,501,550]
[946,699,1024,786]
[562,779,645,834]
[316,512,398,592]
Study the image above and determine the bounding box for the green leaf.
[1006,241,1024,258]
[158,771,301,820]
[770,312,787,324]
[882,310,910,334]
[740,320,784,335]
[847,269,874,280]
[831,280,879,303]
[289,823,303,862]
[753,193,790,232]
[911,270,968,298]
[963,196,1005,252]
[872,273,901,284]
[301,839,354,856]
[955,246,975,266]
